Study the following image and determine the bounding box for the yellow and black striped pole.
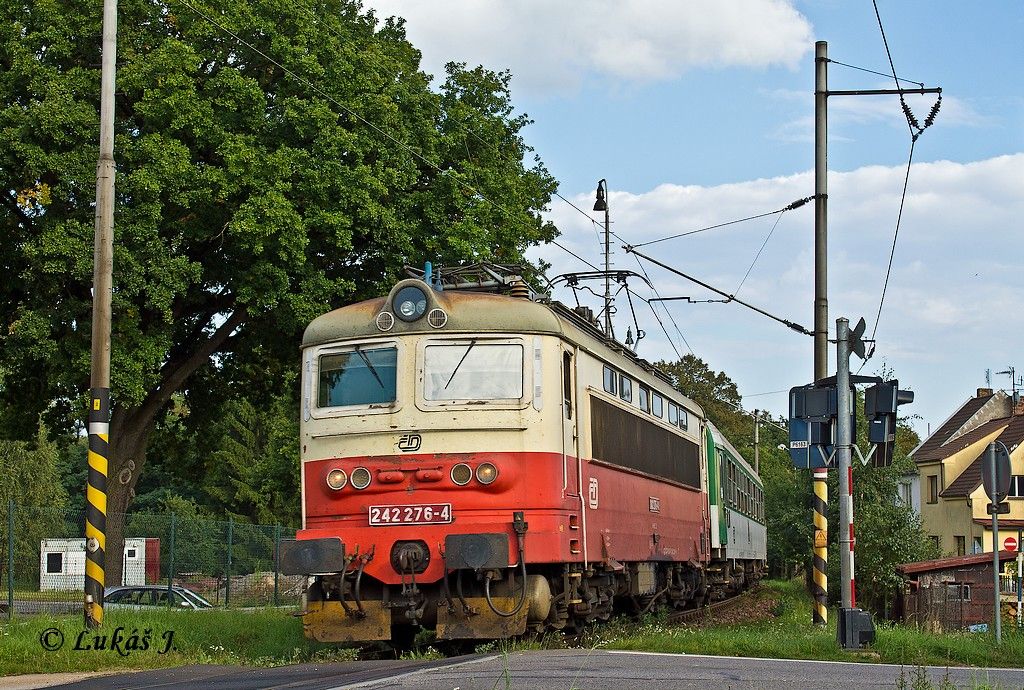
[812,468,828,626]
[85,390,109,627]
[86,0,118,628]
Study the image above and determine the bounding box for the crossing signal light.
[864,380,914,466]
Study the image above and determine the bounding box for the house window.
[45,552,63,574]
[1008,475,1024,498]
[929,535,940,551]
[972,537,983,554]
[947,583,971,601]
[897,481,912,506]
[955,536,966,557]
[927,475,938,504]
[602,366,617,395]
[126,548,138,559]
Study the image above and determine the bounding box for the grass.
[432,580,1024,674]
[5,580,1022,681]
[595,581,1024,669]
[0,608,358,677]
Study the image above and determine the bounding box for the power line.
[631,195,815,248]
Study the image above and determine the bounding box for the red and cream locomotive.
[280,264,763,644]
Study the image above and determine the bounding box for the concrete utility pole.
[809,40,941,628]
[811,40,830,628]
[85,0,118,629]
[753,410,760,474]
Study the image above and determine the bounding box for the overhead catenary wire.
[631,195,816,249]
[734,210,786,297]
[826,58,924,89]
[626,246,814,337]
[860,0,941,369]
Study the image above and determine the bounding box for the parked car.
[103,585,214,610]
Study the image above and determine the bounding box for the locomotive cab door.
[560,345,580,499]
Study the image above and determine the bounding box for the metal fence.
[1,501,301,619]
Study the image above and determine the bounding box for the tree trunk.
[99,306,247,586]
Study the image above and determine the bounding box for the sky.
[362,0,1024,438]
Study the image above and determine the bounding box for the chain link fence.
[1,501,301,619]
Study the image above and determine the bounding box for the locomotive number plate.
[368,503,452,526]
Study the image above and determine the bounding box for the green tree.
[0,426,71,589]
[657,355,749,444]
[1,0,556,580]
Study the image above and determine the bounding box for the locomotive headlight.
[451,463,473,486]
[476,462,498,485]
[351,467,372,490]
[326,468,348,490]
[393,286,427,322]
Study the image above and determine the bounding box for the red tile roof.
[898,551,1017,575]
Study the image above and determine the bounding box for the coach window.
[651,393,664,418]
[603,366,617,395]
[319,346,398,407]
[424,343,524,400]
[668,402,678,426]
[638,385,650,413]
[619,375,633,402]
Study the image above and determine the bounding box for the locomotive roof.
[302,281,702,416]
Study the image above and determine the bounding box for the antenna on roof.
[985,368,991,388]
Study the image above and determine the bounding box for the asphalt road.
[29,650,1024,690]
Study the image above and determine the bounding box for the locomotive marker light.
[350,467,372,490]
[451,463,473,486]
[476,462,499,485]
[326,468,348,490]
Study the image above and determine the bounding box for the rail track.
[666,587,760,626]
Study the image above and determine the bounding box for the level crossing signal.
[789,378,913,469]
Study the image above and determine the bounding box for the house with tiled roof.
[906,388,1024,556]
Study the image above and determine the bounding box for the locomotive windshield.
[318,346,397,407]
[423,343,523,401]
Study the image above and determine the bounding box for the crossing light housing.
[864,380,914,466]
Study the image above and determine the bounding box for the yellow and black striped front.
[812,469,828,626]
[85,388,109,627]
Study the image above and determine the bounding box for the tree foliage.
[1,0,557,576]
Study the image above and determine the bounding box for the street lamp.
[593,179,611,337]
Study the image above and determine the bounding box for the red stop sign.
[1004,536,1018,553]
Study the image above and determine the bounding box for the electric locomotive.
[280,264,764,644]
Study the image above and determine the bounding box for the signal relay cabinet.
[837,607,876,649]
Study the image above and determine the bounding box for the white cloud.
[365,0,813,94]
[533,154,1024,433]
